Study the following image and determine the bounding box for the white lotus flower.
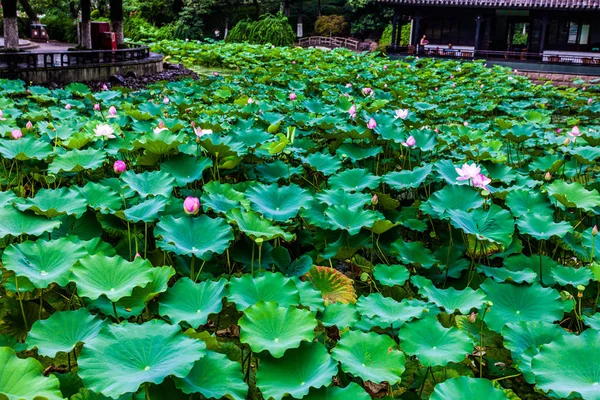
[94,123,116,139]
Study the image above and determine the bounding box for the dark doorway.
[507,21,530,52]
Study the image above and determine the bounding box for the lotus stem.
[39,289,43,320]
[257,242,263,271]
[194,260,206,283]
[144,223,148,258]
[14,276,29,331]
[190,255,196,280]
[251,243,255,274]
[112,302,119,322]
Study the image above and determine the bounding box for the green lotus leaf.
[516,214,572,240]
[328,168,381,192]
[336,143,382,161]
[226,208,295,242]
[48,148,107,174]
[173,351,247,400]
[160,154,212,186]
[583,313,600,330]
[121,170,176,198]
[448,205,514,247]
[159,278,227,328]
[15,187,87,218]
[201,181,246,214]
[78,182,123,213]
[0,346,64,400]
[271,247,313,277]
[245,183,312,221]
[294,279,326,312]
[319,303,360,328]
[411,276,487,314]
[546,180,600,212]
[384,164,433,190]
[256,341,337,400]
[373,264,410,287]
[398,316,473,366]
[2,237,87,288]
[304,152,342,176]
[26,309,104,357]
[255,160,304,183]
[550,265,593,287]
[356,293,428,325]
[324,205,380,235]
[0,207,62,239]
[155,215,234,260]
[503,254,558,286]
[480,279,564,333]
[531,330,600,399]
[316,189,371,209]
[239,301,317,358]
[332,330,405,384]
[78,320,205,399]
[227,272,300,311]
[502,321,566,384]
[390,239,438,268]
[304,382,370,400]
[122,196,169,223]
[132,130,187,155]
[71,254,154,302]
[430,377,508,400]
[0,136,53,160]
[306,266,357,304]
[505,190,553,218]
[423,185,484,219]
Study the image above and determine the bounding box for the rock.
[47,82,59,89]
[125,71,137,79]
[110,74,126,84]
[369,41,379,52]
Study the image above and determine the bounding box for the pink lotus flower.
[472,173,491,190]
[101,84,109,91]
[395,109,409,120]
[450,75,454,79]
[463,121,469,126]
[248,98,254,104]
[94,123,116,139]
[94,103,101,111]
[11,129,22,140]
[588,98,593,104]
[292,61,296,65]
[213,72,219,77]
[65,104,72,110]
[108,106,117,117]
[455,163,481,181]
[26,121,33,130]
[348,104,356,119]
[582,87,586,91]
[556,128,562,133]
[434,127,439,133]
[371,194,378,205]
[401,135,416,147]
[163,96,169,105]
[113,160,126,174]
[362,87,373,96]
[434,87,438,91]
[345,83,352,88]
[154,120,169,134]
[289,93,297,101]
[480,84,484,88]
[194,127,213,138]
[183,196,200,215]
[568,126,581,142]
[383,65,388,70]
[452,83,456,88]
[367,118,377,129]
[343,93,349,97]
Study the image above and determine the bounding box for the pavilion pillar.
[539,15,549,55]
[79,0,92,49]
[474,15,482,55]
[411,13,421,47]
[110,0,124,46]
[391,8,399,51]
[2,0,19,51]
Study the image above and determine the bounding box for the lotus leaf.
[0,207,62,239]
[245,183,312,221]
[121,170,176,198]
[227,272,300,311]
[430,377,508,400]
[305,266,357,304]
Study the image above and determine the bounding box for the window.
[580,24,590,45]
[568,22,579,44]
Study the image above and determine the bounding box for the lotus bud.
[563,137,571,146]
[367,118,377,130]
[134,253,141,259]
[292,61,296,65]
[26,120,33,129]
[248,98,254,104]
[158,120,165,129]
[582,87,586,91]
[94,103,101,111]
[183,196,200,215]
[544,172,552,181]
[109,106,117,116]
[480,84,484,88]
[463,121,469,126]
[556,128,561,134]
[163,96,169,105]
[469,312,476,323]
[588,98,593,104]
[371,194,378,205]
[593,225,599,236]
[213,72,218,77]
[435,87,438,91]
[113,160,127,174]
[65,104,72,110]
[452,83,456,88]
[11,129,22,140]
[101,84,109,91]
[289,93,297,100]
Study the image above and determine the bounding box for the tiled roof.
[377,0,600,9]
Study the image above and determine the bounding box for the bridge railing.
[297,36,360,51]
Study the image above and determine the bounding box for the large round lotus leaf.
[531,330,600,399]
[336,143,382,161]
[398,316,473,366]
[160,154,212,186]
[47,148,107,174]
[304,152,342,176]
[550,265,593,287]
[324,205,381,235]
[505,190,553,218]
[319,303,359,328]
[15,187,87,219]
[384,164,433,190]
[332,330,405,384]
[480,279,564,333]
[423,185,485,219]
[155,215,234,260]
[26,309,104,357]
[78,182,123,213]
[200,181,246,214]
[448,205,514,247]
[132,130,187,155]
[502,321,566,384]
[0,207,62,239]
[159,278,227,328]
[227,272,300,311]
[226,208,295,242]
[239,301,316,358]
[255,160,304,183]
[122,196,169,223]
[256,341,338,400]
[121,170,176,198]
[316,189,371,209]
[503,254,558,286]
[173,350,247,400]
[306,266,357,304]
[477,264,537,284]
[0,136,53,160]
[390,239,438,268]
[411,276,487,314]
[71,255,154,302]
[373,264,410,287]
[328,168,381,192]
[245,183,312,221]
[2,237,87,288]
[0,346,64,400]
[546,180,600,212]
[430,377,508,400]
[516,214,572,241]
[294,279,326,312]
[303,382,370,400]
[356,293,428,325]
[78,320,205,399]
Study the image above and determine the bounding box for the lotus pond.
[0,41,600,400]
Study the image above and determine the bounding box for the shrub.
[123,15,176,42]
[228,13,296,47]
[41,10,77,43]
[226,19,253,43]
[376,23,410,53]
[314,15,348,37]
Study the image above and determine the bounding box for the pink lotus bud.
[109,106,117,116]
[191,121,195,128]
[480,84,484,88]
[134,252,141,259]
[292,61,296,65]
[435,87,438,91]
[371,194,378,205]
[65,104,72,110]
[289,93,297,101]
[588,98,593,104]
[11,129,22,140]
[450,75,454,79]
[463,121,469,127]
[343,93,349,97]
[183,196,200,215]
[383,65,388,70]
[556,128,562,133]
[163,96,169,105]
[113,160,126,174]
[563,137,571,146]
[348,104,356,118]
[384,84,388,88]
[452,83,456,88]
[367,118,377,129]
[593,225,599,236]
[26,121,33,129]
[469,312,477,323]
[434,128,439,133]
[158,120,165,129]
[582,87,586,91]
[544,172,552,181]
[402,135,416,148]
[345,83,352,88]
[101,84,108,91]
[213,72,218,77]
[94,103,101,111]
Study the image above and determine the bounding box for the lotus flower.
[163,96,169,105]
[371,194,378,205]
[463,121,469,126]
[213,72,219,77]
[26,121,33,130]
[183,196,200,215]
[452,83,456,88]
[593,225,598,236]
[248,98,254,104]
[194,127,213,138]
[11,129,22,140]
[435,87,438,91]
[362,87,373,96]
[101,84,109,91]
[556,128,562,133]
[401,135,416,147]
[455,163,481,181]
[93,103,101,111]
[383,65,388,70]
[472,173,491,190]
[292,61,296,65]
[588,98,593,104]
[154,121,169,134]
[108,106,117,117]
[568,126,581,142]
[345,83,352,88]
[113,160,126,174]
[289,93,297,100]
[65,104,72,110]
[582,87,586,91]
[395,109,409,120]
[450,75,454,79]
[480,84,484,88]
[0,110,5,120]
[544,172,552,181]
[384,84,388,88]
[367,118,377,129]
[348,104,356,118]
[94,123,116,139]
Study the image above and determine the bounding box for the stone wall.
[516,71,599,87]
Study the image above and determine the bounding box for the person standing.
[214,29,221,41]
[419,34,429,55]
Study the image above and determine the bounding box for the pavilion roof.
[376,0,600,10]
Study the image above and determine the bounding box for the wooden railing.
[0,43,152,70]
[297,36,360,51]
